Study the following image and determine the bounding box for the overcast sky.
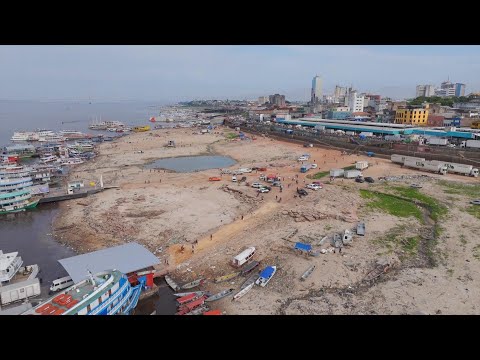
[1,45,479,102]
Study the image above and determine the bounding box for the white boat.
[255,266,277,287]
[59,130,89,140]
[10,132,37,142]
[205,288,235,302]
[181,278,205,290]
[165,275,181,291]
[38,135,65,143]
[0,177,33,193]
[232,282,254,300]
[57,158,84,166]
[300,265,316,281]
[40,155,58,163]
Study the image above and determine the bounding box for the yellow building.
[395,106,429,126]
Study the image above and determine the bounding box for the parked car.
[310,164,318,169]
[312,181,324,186]
[297,189,308,196]
[232,176,237,182]
[297,156,308,161]
[410,183,423,189]
[258,187,270,193]
[306,184,321,190]
[251,182,263,188]
[259,174,267,181]
[355,176,365,183]
[364,177,375,183]
[272,181,282,187]
[470,199,480,205]
[261,185,272,191]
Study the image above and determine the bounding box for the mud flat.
[53,126,480,314]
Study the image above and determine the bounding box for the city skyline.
[1,45,479,102]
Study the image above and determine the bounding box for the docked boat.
[0,177,33,193]
[240,260,260,276]
[58,130,90,140]
[176,292,204,305]
[357,222,365,236]
[300,265,316,281]
[240,273,259,290]
[0,190,39,214]
[89,121,124,130]
[181,278,205,289]
[255,266,277,287]
[11,132,38,142]
[176,295,208,315]
[40,154,58,164]
[3,144,36,158]
[132,125,151,132]
[22,269,145,315]
[38,135,65,143]
[205,288,235,302]
[233,282,254,300]
[214,272,240,283]
[173,290,209,297]
[57,157,84,166]
[185,305,209,315]
[165,275,181,291]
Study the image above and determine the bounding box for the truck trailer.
[404,158,447,175]
[330,169,344,178]
[430,161,479,177]
[460,140,480,149]
[390,154,425,165]
[356,161,369,170]
[300,164,312,173]
[427,138,448,146]
[344,170,363,178]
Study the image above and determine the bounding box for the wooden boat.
[214,272,240,283]
[176,295,208,315]
[181,278,206,290]
[357,222,365,236]
[209,177,221,181]
[203,309,222,315]
[240,260,260,276]
[255,266,276,287]
[185,305,209,315]
[205,288,235,302]
[173,291,208,297]
[177,293,203,305]
[233,282,254,301]
[165,275,181,291]
[240,273,259,289]
[300,265,316,281]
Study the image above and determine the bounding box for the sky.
[1,45,479,102]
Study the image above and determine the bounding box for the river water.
[145,155,236,172]
[0,100,180,313]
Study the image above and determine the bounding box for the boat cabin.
[232,247,256,267]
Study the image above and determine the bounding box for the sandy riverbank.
[53,126,480,314]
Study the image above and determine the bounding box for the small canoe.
[185,305,209,315]
[214,272,240,283]
[173,291,208,298]
[205,288,235,302]
[203,309,222,315]
[165,275,181,291]
[181,278,206,290]
[240,261,260,276]
[209,177,221,181]
[233,282,254,301]
[300,265,316,281]
[240,273,259,289]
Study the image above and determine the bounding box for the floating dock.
[38,188,107,204]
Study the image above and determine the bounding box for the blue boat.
[22,269,145,315]
[255,266,277,287]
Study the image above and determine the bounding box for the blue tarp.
[259,266,275,279]
[294,242,312,252]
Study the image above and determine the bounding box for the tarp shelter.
[294,242,312,252]
[58,242,160,283]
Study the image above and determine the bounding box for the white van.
[49,276,74,292]
[232,175,237,182]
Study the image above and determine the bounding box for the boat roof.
[294,242,312,252]
[0,251,19,271]
[58,242,160,283]
[259,266,275,279]
[0,190,30,199]
[233,247,255,261]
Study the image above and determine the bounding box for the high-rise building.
[416,85,435,97]
[455,83,466,97]
[311,75,323,105]
[258,96,269,105]
[347,91,364,113]
[269,94,286,107]
[333,85,347,103]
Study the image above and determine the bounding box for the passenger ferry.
[40,154,58,164]
[0,166,52,185]
[10,132,39,142]
[38,134,65,143]
[0,177,33,193]
[58,130,90,140]
[89,121,124,130]
[22,269,145,315]
[3,144,36,158]
[57,158,84,166]
[0,190,39,214]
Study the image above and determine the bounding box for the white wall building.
[257,96,269,105]
[416,85,435,97]
[348,91,364,113]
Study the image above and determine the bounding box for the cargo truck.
[460,140,480,149]
[344,170,363,178]
[427,138,448,146]
[404,159,447,175]
[330,169,344,178]
[300,164,312,173]
[390,154,425,164]
[430,161,479,177]
[356,161,369,170]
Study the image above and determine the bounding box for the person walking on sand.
[210,234,213,241]
[192,244,195,253]
[241,215,244,220]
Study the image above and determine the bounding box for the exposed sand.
[53,127,480,315]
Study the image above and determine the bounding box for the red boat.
[209,177,221,181]
[176,295,207,315]
[177,293,201,305]
[150,117,156,123]
[203,309,222,315]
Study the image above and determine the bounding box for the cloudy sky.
[1,45,479,102]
